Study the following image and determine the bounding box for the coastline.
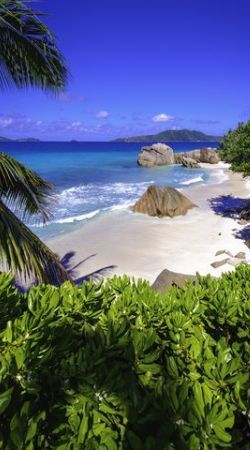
[49,163,250,284]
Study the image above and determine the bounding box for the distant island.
[0,136,40,142]
[113,129,222,143]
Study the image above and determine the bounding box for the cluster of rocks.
[137,143,220,168]
[175,147,220,165]
[152,250,249,292]
[211,250,249,269]
[132,185,197,218]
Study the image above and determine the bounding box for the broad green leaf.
[0,387,13,415]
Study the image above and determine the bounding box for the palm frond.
[0,0,68,91]
[0,152,53,222]
[0,199,70,283]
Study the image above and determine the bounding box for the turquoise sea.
[1,141,219,240]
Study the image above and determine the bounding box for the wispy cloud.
[0,117,14,127]
[0,113,86,136]
[96,110,109,119]
[0,111,192,140]
[152,113,175,123]
[66,121,83,131]
[58,92,85,102]
[192,119,220,125]
[0,113,38,132]
[47,119,88,134]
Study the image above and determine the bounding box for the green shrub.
[0,266,249,449]
[219,121,250,176]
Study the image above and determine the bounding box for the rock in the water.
[132,185,197,217]
[174,153,184,164]
[137,143,174,167]
[151,269,197,293]
[215,249,226,256]
[234,252,246,259]
[175,147,220,164]
[211,258,230,268]
[215,249,237,257]
[181,156,200,168]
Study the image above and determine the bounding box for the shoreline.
[49,163,250,284]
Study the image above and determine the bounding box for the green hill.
[114,129,222,142]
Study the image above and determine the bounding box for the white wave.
[208,168,229,185]
[32,209,101,227]
[52,209,100,224]
[58,181,154,199]
[108,201,134,211]
[180,176,204,186]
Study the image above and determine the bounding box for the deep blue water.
[1,141,218,239]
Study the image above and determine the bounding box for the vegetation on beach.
[220,121,250,176]
[0,0,69,283]
[0,265,249,449]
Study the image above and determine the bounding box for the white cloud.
[152,113,174,123]
[0,113,47,133]
[0,117,13,127]
[96,110,109,119]
[65,121,83,131]
[58,92,85,102]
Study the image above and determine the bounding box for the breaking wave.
[180,175,204,185]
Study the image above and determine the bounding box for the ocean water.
[1,141,219,240]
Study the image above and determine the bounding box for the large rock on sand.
[132,185,197,217]
[152,269,197,293]
[175,147,220,164]
[137,143,174,167]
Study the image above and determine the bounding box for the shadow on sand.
[60,251,116,285]
[209,195,249,219]
[15,252,117,292]
[209,194,250,242]
[234,225,250,241]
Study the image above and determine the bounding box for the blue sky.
[1,0,250,141]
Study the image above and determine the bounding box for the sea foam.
[52,209,101,224]
[180,175,204,185]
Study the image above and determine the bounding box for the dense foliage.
[220,121,250,176]
[0,267,249,449]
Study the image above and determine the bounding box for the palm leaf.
[0,152,53,222]
[0,0,68,91]
[0,199,70,283]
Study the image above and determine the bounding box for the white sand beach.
[49,163,250,284]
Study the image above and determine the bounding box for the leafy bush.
[220,121,250,176]
[0,266,249,449]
